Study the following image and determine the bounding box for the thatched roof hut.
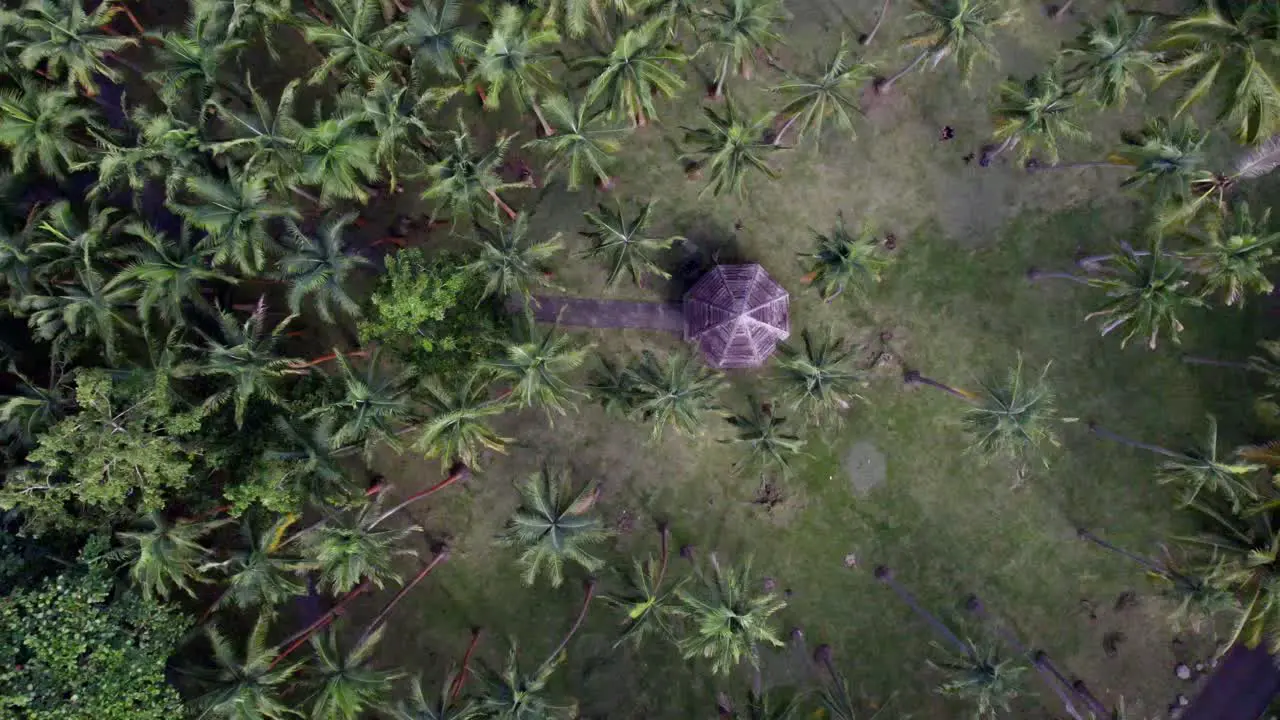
[683,264,790,368]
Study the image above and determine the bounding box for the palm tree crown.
[1062,5,1157,109]
[681,101,779,196]
[385,0,467,84]
[191,617,305,720]
[278,214,373,322]
[579,199,679,287]
[306,627,404,720]
[524,95,627,191]
[928,638,1027,719]
[962,358,1057,467]
[1184,202,1280,307]
[303,494,420,594]
[773,329,864,424]
[625,350,727,440]
[676,554,786,675]
[700,0,786,98]
[498,467,609,587]
[466,213,564,306]
[298,0,396,85]
[186,305,302,427]
[414,373,510,470]
[117,513,229,601]
[724,399,806,475]
[14,0,138,95]
[772,40,872,146]
[579,21,687,127]
[0,78,101,178]
[798,215,892,301]
[992,69,1088,165]
[483,322,590,418]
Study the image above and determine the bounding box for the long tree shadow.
[663,217,748,304]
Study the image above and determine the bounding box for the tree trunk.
[448,629,483,701]
[712,55,731,99]
[1076,527,1175,577]
[1035,651,1108,717]
[291,186,321,205]
[1181,355,1253,371]
[531,100,555,137]
[772,113,801,147]
[289,349,371,370]
[878,49,930,93]
[654,523,671,590]
[903,370,975,401]
[873,566,969,654]
[269,581,373,669]
[1087,422,1184,460]
[358,549,451,644]
[488,190,518,220]
[118,4,146,34]
[1025,268,1091,284]
[861,0,892,45]
[1026,161,1128,174]
[1050,0,1077,20]
[542,579,598,667]
[368,463,471,529]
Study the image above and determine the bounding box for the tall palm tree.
[0,79,101,178]
[0,361,71,450]
[798,215,892,301]
[116,513,229,601]
[990,69,1088,165]
[718,689,801,720]
[303,494,420,594]
[312,347,416,461]
[298,0,396,85]
[190,617,305,720]
[681,101,779,196]
[279,214,372,322]
[207,77,305,200]
[603,523,683,648]
[264,416,360,509]
[587,354,639,418]
[700,0,785,98]
[773,329,864,424]
[466,213,563,305]
[524,95,627,191]
[498,468,609,587]
[393,673,480,720]
[1084,242,1203,350]
[184,304,302,428]
[483,323,590,418]
[725,399,805,475]
[295,113,381,204]
[579,199,679,287]
[192,0,292,49]
[578,20,687,127]
[877,0,1011,92]
[92,105,208,203]
[27,200,120,281]
[676,554,786,676]
[174,169,300,274]
[145,25,246,112]
[385,0,466,84]
[460,3,561,136]
[1113,117,1209,209]
[1184,202,1280,307]
[14,0,138,95]
[962,358,1057,467]
[109,220,233,326]
[1061,5,1157,109]
[340,72,437,192]
[929,638,1027,719]
[626,350,727,440]
[423,114,527,222]
[414,373,510,470]
[812,645,865,720]
[771,39,872,146]
[21,267,138,361]
[204,514,313,612]
[1156,2,1280,144]
[306,627,403,720]
[642,0,701,44]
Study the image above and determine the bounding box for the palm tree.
[423,114,528,222]
[306,627,403,720]
[1112,117,1209,209]
[587,354,638,418]
[771,39,872,146]
[773,329,864,424]
[340,73,437,192]
[207,77,305,199]
[264,416,361,509]
[579,199,679,286]
[295,114,381,204]
[876,0,1011,92]
[642,0,701,43]
[725,399,805,475]
[929,638,1027,719]
[0,79,101,178]
[812,645,865,720]
[92,105,208,203]
[14,0,138,95]
[109,220,233,326]
[0,361,71,450]
[278,214,372,322]
[414,374,510,470]
[205,514,313,612]
[27,200,120,280]
[798,215,892,301]
[681,101,779,196]
[394,673,481,720]
[990,69,1088,165]
[524,95,627,190]
[174,170,300,274]
[21,268,138,361]
[312,347,416,461]
[185,304,302,427]
[190,617,304,720]
[626,350,727,440]
[1184,202,1280,307]
[1085,243,1203,350]
[578,21,687,127]
[360,549,452,638]
[460,4,561,136]
[146,25,246,112]
[192,0,292,48]
[466,213,563,305]
[484,323,589,418]
[962,358,1057,467]
[303,495,420,594]
[116,513,229,601]
[299,0,396,85]
[384,0,466,84]
[603,523,683,648]
[1061,5,1157,109]
[676,554,786,676]
[700,0,785,98]
[1156,2,1280,144]
[498,468,609,587]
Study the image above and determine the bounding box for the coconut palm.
[1113,117,1210,209]
[718,689,802,720]
[1085,242,1203,349]
[483,322,589,418]
[340,73,438,192]
[207,77,305,199]
[146,25,246,112]
[798,215,892,301]
[681,101,779,196]
[700,0,785,98]
[472,641,572,720]
[14,0,138,95]
[466,212,563,305]
[21,267,138,361]
[205,514,313,612]
[990,69,1088,165]
[0,79,101,178]
[306,627,403,720]
[962,358,1057,466]
[460,3,561,136]
[294,113,381,205]
[109,220,233,326]
[0,216,36,303]
[676,554,786,676]
[278,214,372,322]
[877,0,1011,92]
[298,0,396,85]
[1061,5,1157,109]
[603,524,683,648]
[92,105,208,203]
[1184,202,1280,307]
[174,169,300,274]
[116,513,229,601]
[1156,2,1280,144]
[185,305,302,428]
[0,361,71,450]
[190,617,304,720]
[423,114,528,222]
[499,468,609,588]
[192,0,292,48]
[626,350,727,440]
[394,674,480,720]
[263,416,359,509]
[310,347,416,460]
[303,495,420,594]
[771,39,872,146]
[385,0,466,83]
[579,199,679,286]
[27,200,120,281]
[725,399,805,475]
[587,355,639,418]
[524,95,627,190]
[414,373,510,470]
[812,645,864,720]
[642,0,701,43]
[578,21,687,127]
[929,638,1027,719]
[773,329,864,424]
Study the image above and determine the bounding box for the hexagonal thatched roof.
[683,264,790,368]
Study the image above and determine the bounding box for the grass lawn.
[329,0,1269,716]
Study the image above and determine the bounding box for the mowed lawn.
[347,0,1267,717]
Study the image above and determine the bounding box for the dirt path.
[528,296,685,333]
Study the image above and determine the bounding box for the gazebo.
[683,264,790,369]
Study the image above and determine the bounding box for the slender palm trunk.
[1026,161,1128,173]
[368,463,471,529]
[542,579,598,667]
[987,135,1017,160]
[1076,527,1175,577]
[1050,0,1077,20]
[878,49,930,92]
[530,99,555,137]
[861,0,892,45]
[713,54,731,98]
[291,186,321,205]
[359,549,451,643]
[1025,268,1091,284]
[654,523,671,589]
[1181,355,1252,370]
[449,628,484,701]
[1087,422,1184,459]
[903,370,974,401]
[488,190,517,220]
[773,113,801,147]
[873,566,968,654]
[269,581,373,669]
[289,349,371,369]
[1036,651,1108,717]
